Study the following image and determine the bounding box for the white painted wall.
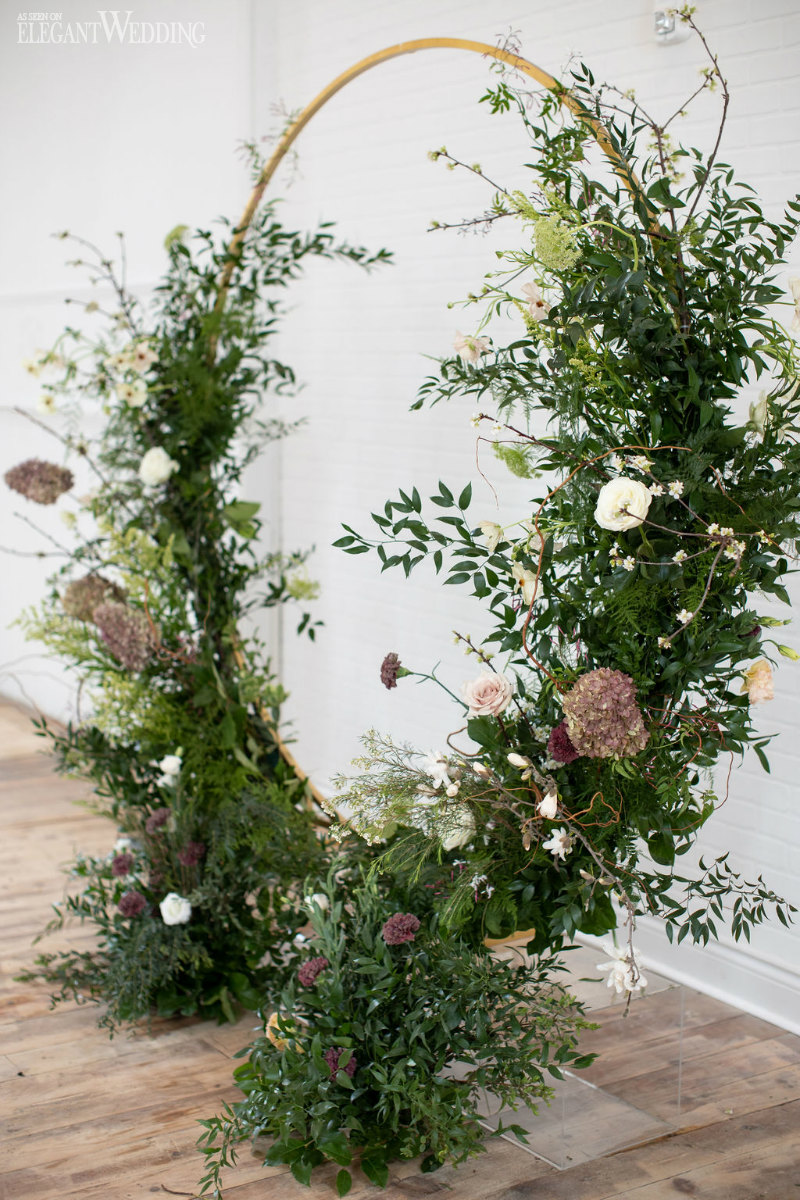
[1,0,798,1028]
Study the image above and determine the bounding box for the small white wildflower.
[453,331,490,364]
[117,378,147,408]
[672,549,688,563]
[677,608,694,625]
[719,526,734,538]
[596,939,647,996]
[419,751,452,790]
[470,411,481,428]
[629,455,652,472]
[622,556,636,572]
[707,523,720,536]
[36,393,57,415]
[657,636,671,649]
[667,480,684,498]
[649,483,665,497]
[491,422,504,436]
[520,282,550,321]
[542,826,572,860]
[303,892,329,912]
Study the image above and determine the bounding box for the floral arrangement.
[7,203,389,1030]
[333,14,799,977]
[197,872,590,1196]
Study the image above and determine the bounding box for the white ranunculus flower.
[441,808,476,851]
[303,892,329,912]
[159,892,192,925]
[158,753,182,777]
[594,477,652,531]
[138,446,178,486]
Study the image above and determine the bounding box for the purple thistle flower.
[94,602,156,672]
[380,652,402,690]
[547,720,580,764]
[297,956,330,987]
[145,807,171,835]
[323,1046,356,1081]
[177,841,206,867]
[4,458,73,504]
[118,890,146,918]
[111,852,134,877]
[381,913,421,945]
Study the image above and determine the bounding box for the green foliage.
[13,207,389,1031]
[197,873,591,1195]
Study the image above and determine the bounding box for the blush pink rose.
[462,671,514,717]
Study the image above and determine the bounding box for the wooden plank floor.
[2,700,799,1200]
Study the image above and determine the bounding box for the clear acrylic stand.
[473,942,685,1170]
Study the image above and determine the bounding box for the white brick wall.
[1,0,798,1027]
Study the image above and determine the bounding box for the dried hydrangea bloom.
[62,574,125,623]
[380,652,401,689]
[381,912,421,945]
[177,841,206,867]
[562,668,649,759]
[4,458,74,505]
[547,720,580,764]
[323,1046,357,1080]
[297,956,329,987]
[94,602,156,671]
[117,890,146,918]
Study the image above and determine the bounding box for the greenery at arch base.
[5,12,800,1196]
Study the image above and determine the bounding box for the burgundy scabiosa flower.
[380,652,402,689]
[63,574,125,623]
[4,458,73,504]
[562,668,649,759]
[94,602,156,671]
[177,841,206,867]
[145,807,170,835]
[381,912,421,945]
[118,890,146,918]
[297,956,329,987]
[111,852,134,877]
[324,1047,357,1081]
[547,720,580,764]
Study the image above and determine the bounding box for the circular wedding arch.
[219,38,640,807]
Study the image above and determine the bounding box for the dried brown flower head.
[94,602,156,671]
[63,574,125,623]
[562,668,649,759]
[4,458,74,505]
